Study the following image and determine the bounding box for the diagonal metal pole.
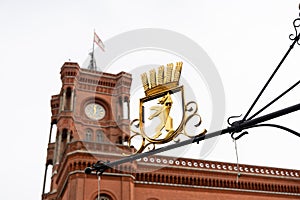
[85,102,300,175]
[247,79,300,120]
[242,33,300,122]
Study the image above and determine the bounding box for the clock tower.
[42,62,133,200]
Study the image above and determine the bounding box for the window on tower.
[123,100,129,119]
[85,129,92,141]
[95,194,111,200]
[64,87,72,111]
[96,130,104,142]
[118,136,122,144]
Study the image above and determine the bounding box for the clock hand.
[93,105,97,116]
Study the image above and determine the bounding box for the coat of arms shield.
[139,86,185,144]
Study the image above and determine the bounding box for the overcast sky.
[0,1,300,199]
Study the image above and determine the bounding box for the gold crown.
[141,61,183,96]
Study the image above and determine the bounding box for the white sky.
[0,0,300,199]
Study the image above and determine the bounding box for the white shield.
[139,86,185,144]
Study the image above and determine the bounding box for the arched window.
[44,164,53,193]
[123,97,129,119]
[95,194,112,200]
[50,124,57,143]
[123,136,129,146]
[85,129,92,141]
[60,129,68,153]
[64,87,72,110]
[62,129,68,140]
[96,130,104,142]
[118,136,122,144]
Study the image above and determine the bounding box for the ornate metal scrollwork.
[182,101,207,138]
[289,11,300,45]
[127,101,207,155]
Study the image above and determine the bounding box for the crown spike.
[165,63,173,83]
[157,65,164,85]
[173,61,183,82]
[149,69,157,88]
[141,72,149,91]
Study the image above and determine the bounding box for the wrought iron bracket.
[289,10,300,45]
[85,161,110,176]
[85,102,300,175]
[84,7,300,176]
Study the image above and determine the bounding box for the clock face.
[85,103,106,120]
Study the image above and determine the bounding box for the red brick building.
[42,62,300,200]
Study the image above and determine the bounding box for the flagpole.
[91,31,105,71]
[92,30,95,70]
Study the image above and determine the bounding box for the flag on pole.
[94,32,105,51]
